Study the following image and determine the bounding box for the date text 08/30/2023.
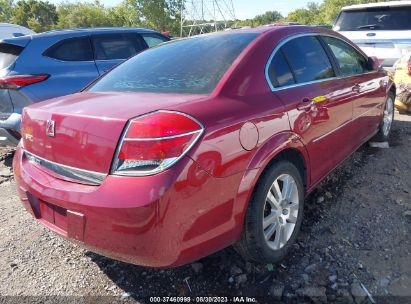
[149,296,257,303]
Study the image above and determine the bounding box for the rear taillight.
[0,74,49,89]
[111,111,204,176]
[408,61,411,75]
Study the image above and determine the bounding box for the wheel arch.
[246,132,310,188]
[264,148,307,188]
[231,132,310,241]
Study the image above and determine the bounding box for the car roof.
[191,25,326,37]
[0,25,325,47]
[30,27,159,38]
[342,1,411,11]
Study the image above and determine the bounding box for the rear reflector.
[111,111,204,176]
[0,74,49,89]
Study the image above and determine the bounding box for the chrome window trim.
[265,33,375,92]
[24,150,106,186]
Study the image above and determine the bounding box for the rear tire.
[235,160,304,263]
[373,92,395,142]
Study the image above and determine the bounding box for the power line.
[180,0,236,37]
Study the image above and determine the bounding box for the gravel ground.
[0,112,410,304]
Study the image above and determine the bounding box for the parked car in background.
[334,1,411,69]
[0,23,34,39]
[393,50,411,112]
[14,26,395,267]
[0,27,169,145]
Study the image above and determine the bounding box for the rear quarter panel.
[172,28,317,241]
[182,27,318,179]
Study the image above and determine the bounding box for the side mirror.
[367,56,380,71]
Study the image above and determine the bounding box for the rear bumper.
[0,113,22,146]
[13,145,243,267]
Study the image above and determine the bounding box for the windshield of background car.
[88,33,258,94]
[335,7,411,31]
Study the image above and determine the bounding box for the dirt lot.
[0,112,410,304]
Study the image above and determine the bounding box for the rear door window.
[322,36,369,76]
[335,7,411,31]
[44,37,93,61]
[281,36,335,83]
[0,43,24,69]
[141,34,168,48]
[92,34,146,60]
[267,50,295,87]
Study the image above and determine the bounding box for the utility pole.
[180,0,236,37]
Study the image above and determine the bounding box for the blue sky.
[49,0,324,19]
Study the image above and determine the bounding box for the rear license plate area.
[26,192,85,241]
[39,200,68,233]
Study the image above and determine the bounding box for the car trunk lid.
[21,91,206,175]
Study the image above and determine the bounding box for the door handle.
[352,84,361,93]
[297,98,315,111]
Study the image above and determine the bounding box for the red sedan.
[13,26,395,267]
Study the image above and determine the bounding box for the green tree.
[0,0,14,23]
[321,0,360,24]
[136,0,180,32]
[107,0,141,27]
[287,2,323,25]
[253,10,283,26]
[56,0,112,29]
[320,0,388,25]
[236,10,283,27]
[11,0,58,32]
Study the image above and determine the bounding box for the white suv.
[334,1,411,68]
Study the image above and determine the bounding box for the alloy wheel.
[263,174,299,250]
[382,97,394,137]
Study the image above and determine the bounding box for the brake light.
[408,61,411,75]
[111,111,204,176]
[0,74,49,89]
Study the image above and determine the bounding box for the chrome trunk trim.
[24,150,106,186]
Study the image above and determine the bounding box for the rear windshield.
[335,7,411,31]
[0,43,23,70]
[88,33,258,94]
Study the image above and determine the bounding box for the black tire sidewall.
[247,161,304,262]
[376,93,395,142]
